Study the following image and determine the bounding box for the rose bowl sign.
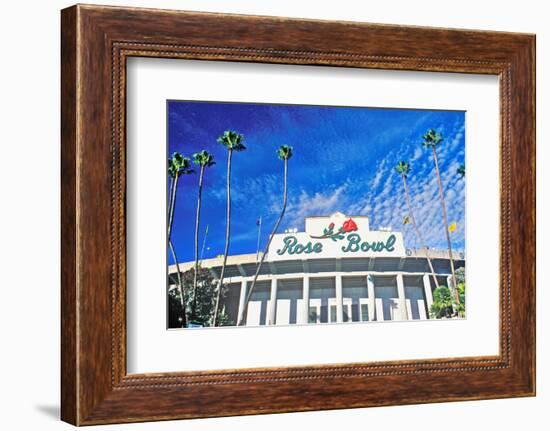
[267,212,406,261]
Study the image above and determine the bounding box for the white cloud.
[410,146,423,163]
[370,159,386,189]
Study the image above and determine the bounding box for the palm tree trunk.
[431,146,459,304]
[213,148,233,326]
[168,240,187,327]
[238,159,288,326]
[192,166,205,320]
[167,173,179,239]
[167,176,186,327]
[401,174,439,288]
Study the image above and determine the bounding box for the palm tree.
[168,152,193,238]
[212,130,246,326]
[167,152,193,326]
[395,160,439,288]
[421,129,460,304]
[238,145,293,326]
[190,150,215,321]
[168,241,185,325]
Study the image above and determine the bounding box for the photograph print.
[166,101,466,329]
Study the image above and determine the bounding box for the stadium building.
[169,212,465,326]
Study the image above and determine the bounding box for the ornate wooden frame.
[61,4,535,425]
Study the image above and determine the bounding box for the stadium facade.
[168,212,465,326]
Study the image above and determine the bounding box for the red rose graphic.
[342,218,358,233]
[328,222,335,229]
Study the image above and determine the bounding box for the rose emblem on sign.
[310,218,358,241]
[342,218,358,233]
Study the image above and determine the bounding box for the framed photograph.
[61,4,535,425]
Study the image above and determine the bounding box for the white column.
[300,276,310,324]
[422,273,434,318]
[237,279,248,325]
[396,273,408,321]
[335,275,343,323]
[375,299,385,321]
[367,275,376,321]
[268,278,278,325]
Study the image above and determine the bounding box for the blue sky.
[168,101,465,264]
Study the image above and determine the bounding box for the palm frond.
[421,128,443,147]
[217,130,246,151]
[168,159,176,178]
[395,160,410,176]
[276,145,293,160]
[169,151,194,176]
[193,149,216,168]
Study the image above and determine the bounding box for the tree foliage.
[168,152,193,178]
[192,150,216,168]
[168,267,231,328]
[420,128,443,148]
[430,286,454,318]
[395,160,410,176]
[276,144,293,160]
[217,130,246,151]
[430,275,466,319]
[455,281,465,315]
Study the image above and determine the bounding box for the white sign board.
[267,213,406,261]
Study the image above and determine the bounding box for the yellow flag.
[449,221,457,233]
